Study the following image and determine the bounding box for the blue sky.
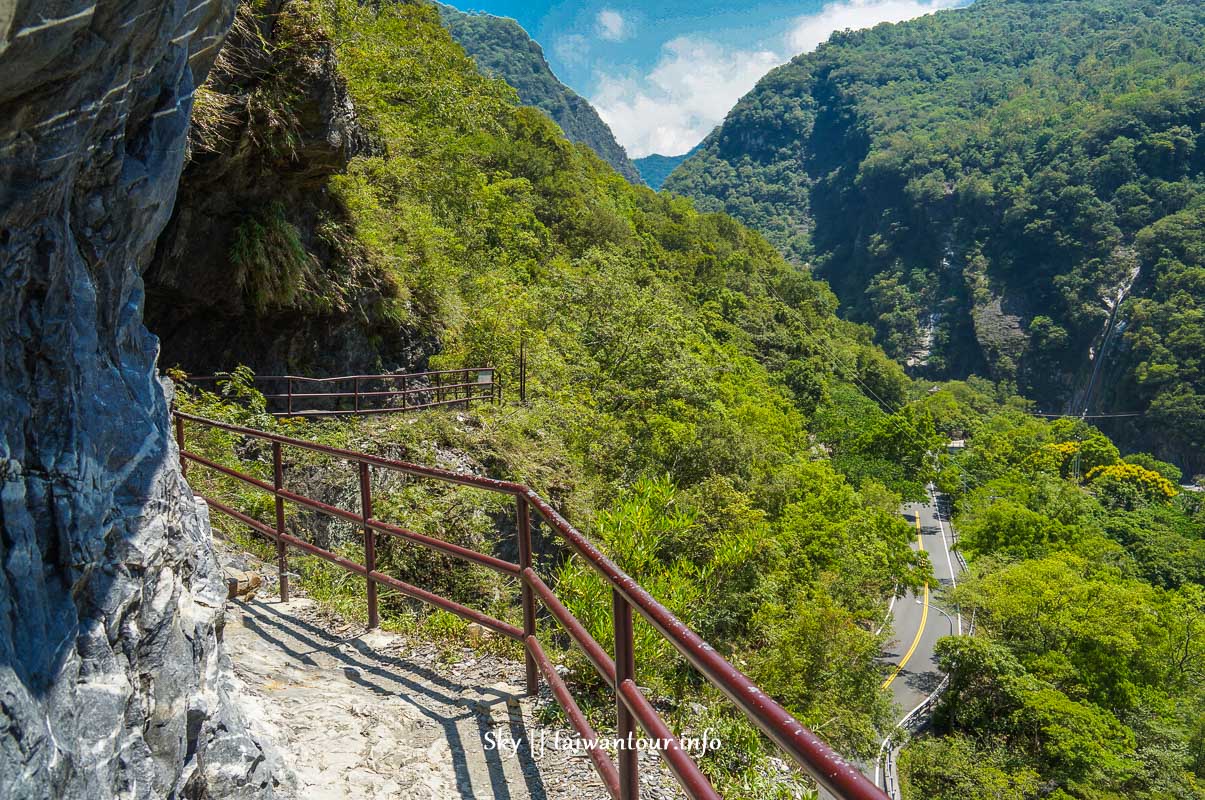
[445,0,970,158]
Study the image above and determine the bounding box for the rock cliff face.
[144,0,430,376]
[0,1,284,798]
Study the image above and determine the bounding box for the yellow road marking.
[882,515,928,689]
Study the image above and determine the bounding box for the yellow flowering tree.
[1086,463,1180,510]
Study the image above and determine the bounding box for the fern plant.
[229,202,316,312]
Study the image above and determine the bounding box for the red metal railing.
[174,411,887,800]
[187,368,497,417]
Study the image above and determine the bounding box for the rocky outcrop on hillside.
[0,1,286,797]
[144,0,431,376]
[665,0,1205,463]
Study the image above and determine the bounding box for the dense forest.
[666,0,1205,472]
[635,146,700,190]
[908,383,1204,799]
[155,0,1205,798]
[435,2,644,184]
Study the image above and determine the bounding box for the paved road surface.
[860,489,965,798]
[826,491,968,800]
[881,492,963,720]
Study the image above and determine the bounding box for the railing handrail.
[266,382,485,400]
[175,411,525,492]
[522,489,876,797]
[174,412,887,800]
[182,368,498,417]
[187,367,493,382]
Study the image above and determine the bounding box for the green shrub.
[229,202,315,312]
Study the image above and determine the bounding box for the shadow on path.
[231,596,551,800]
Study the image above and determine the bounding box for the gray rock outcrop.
[144,0,430,377]
[0,1,286,798]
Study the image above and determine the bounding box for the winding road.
[871,488,965,798]
[881,491,962,714]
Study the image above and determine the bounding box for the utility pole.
[1072,429,1082,483]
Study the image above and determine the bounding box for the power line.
[797,311,902,414]
[1030,412,1143,419]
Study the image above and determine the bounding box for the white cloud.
[596,9,630,42]
[592,37,780,158]
[787,0,964,53]
[553,34,591,67]
[590,0,967,158]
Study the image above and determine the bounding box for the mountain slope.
[667,0,1205,470]
[637,145,702,190]
[436,3,643,184]
[149,0,949,783]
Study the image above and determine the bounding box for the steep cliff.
[145,0,429,376]
[0,1,285,797]
[437,3,644,185]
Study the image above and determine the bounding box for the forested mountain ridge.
[147,2,949,791]
[666,0,1205,472]
[636,146,701,190]
[436,3,644,184]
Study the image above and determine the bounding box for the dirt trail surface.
[217,545,687,800]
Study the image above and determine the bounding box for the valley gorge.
[2,2,1202,800]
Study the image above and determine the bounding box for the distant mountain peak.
[635,143,706,190]
[436,3,644,185]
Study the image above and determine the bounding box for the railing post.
[286,377,293,417]
[174,414,187,478]
[273,441,289,602]
[519,338,527,404]
[516,495,539,696]
[613,588,639,800]
[400,375,407,411]
[354,376,360,414]
[360,462,379,629]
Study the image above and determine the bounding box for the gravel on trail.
[218,543,687,800]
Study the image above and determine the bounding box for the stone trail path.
[218,547,686,800]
